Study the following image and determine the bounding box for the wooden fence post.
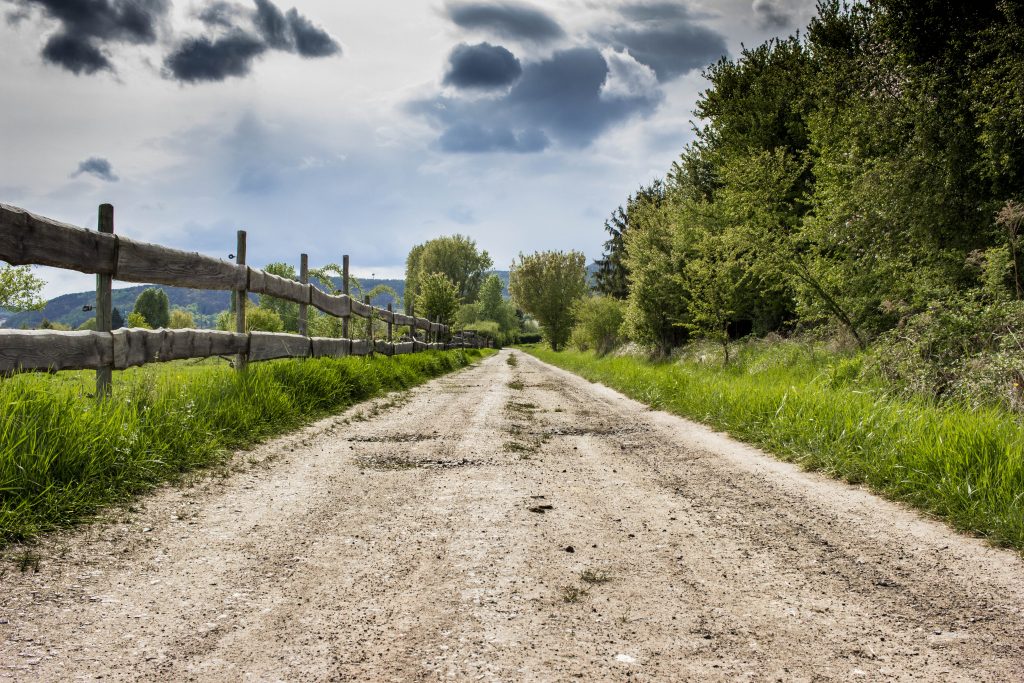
[235,230,247,371]
[298,253,308,337]
[387,303,393,342]
[365,295,372,351]
[95,203,114,398]
[342,254,349,339]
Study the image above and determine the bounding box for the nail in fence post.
[298,253,308,337]
[95,203,114,398]
[342,254,350,339]
[387,303,393,342]
[235,230,248,371]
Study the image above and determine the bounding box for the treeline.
[575,1,1024,407]
[592,1,1022,360]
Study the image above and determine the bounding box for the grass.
[580,568,613,585]
[560,585,588,603]
[523,342,1024,551]
[0,349,491,544]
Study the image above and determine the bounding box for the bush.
[168,308,195,329]
[217,307,284,333]
[570,295,625,355]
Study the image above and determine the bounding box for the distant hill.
[1,271,515,330]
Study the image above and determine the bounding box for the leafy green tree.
[594,181,665,299]
[77,317,97,330]
[126,311,151,329]
[0,265,45,311]
[168,308,195,329]
[405,235,493,313]
[570,296,625,355]
[132,288,170,328]
[260,262,300,332]
[418,272,460,327]
[111,307,125,329]
[216,307,284,333]
[509,251,588,351]
[477,274,504,320]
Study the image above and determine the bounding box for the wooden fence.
[0,202,487,394]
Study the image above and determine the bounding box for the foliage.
[0,265,45,312]
[125,312,151,329]
[417,272,460,327]
[0,349,490,544]
[308,263,400,339]
[526,343,1024,550]
[168,308,195,329]
[216,307,284,333]
[510,250,587,351]
[132,288,170,329]
[569,296,625,355]
[404,235,493,313]
[111,307,125,329]
[77,317,96,331]
[594,182,665,300]
[260,262,300,332]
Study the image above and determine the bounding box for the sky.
[1,0,817,299]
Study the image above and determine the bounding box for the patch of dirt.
[2,349,1024,681]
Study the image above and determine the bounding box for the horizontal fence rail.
[0,202,490,389]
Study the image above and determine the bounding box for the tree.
[570,296,625,355]
[111,307,125,329]
[0,265,45,311]
[594,182,665,299]
[405,235,493,313]
[133,288,169,328]
[126,311,151,329]
[417,272,460,327]
[308,262,400,338]
[259,262,300,332]
[478,274,505,321]
[510,251,588,351]
[168,308,195,329]
[216,307,284,333]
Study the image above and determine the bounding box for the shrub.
[570,296,625,355]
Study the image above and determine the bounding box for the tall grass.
[525,342,1024,550]
[0,350,489,544]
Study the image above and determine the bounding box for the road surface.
[3,349,1023,681]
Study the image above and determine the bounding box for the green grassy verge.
[523,343,1024,551]
[1,350,492,544]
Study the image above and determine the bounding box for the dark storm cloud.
[752,0,792,30]
[12,0,169,73]
[445,1,564,43]
[413,47,662,152]
[71,156,119,181]
[165,0,338,83]
[253,0,289,49]
[443,42,521,89]
[163,31,266,82]
[599,2,728,81]
[286,8,339,57]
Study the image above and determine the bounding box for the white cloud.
[599,47,659,101]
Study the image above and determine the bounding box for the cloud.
[599,2,728,81]
[443,42,521,89]
[445,1,564,44]
[12,0,170,74]
[752,0,792,30]
[413,47,662,152]
[165,0,339,83]
[599,48,659,101]
[70,156,119,181]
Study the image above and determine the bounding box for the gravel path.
[3,349,1023,681]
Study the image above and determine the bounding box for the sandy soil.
[2,349,1023,682]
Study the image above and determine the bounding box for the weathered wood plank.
[0,203,117,274]
[374,340,394,356]
[350,297,372,319]
[310,288,351,318]
[112,328,166,369]
[414,317,431,331]
[249,332,311,362]
[393,341,414,355]
[0,330,112,372]
[412,339,430,352]
[311,337,350,358]
[258,272,310,304]
[160,329,247,362]
[393,313,414,327]
[350,339,371,356]
[117,237,245,290]
[377,307,395,324]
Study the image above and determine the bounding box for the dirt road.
[3,350,1024,681]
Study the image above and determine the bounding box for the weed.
[507,354,518,367]
[580,569,613,585]
[503,441,533,453]
[15,549,41,573]
[560,585,588,603]
[507,380,525,391]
